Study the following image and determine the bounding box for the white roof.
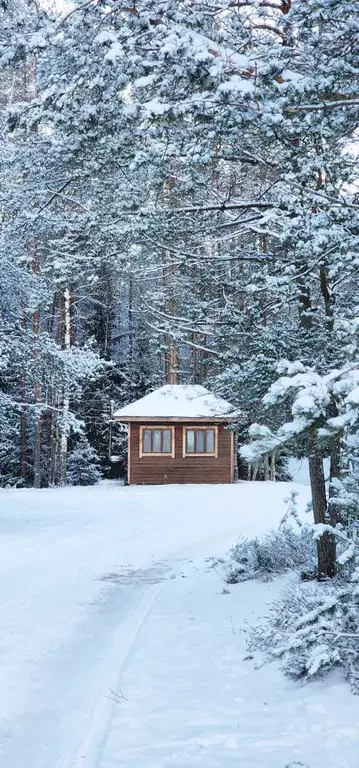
[114,385,240,421]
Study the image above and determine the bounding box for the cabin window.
[183,426,218,457]
[139,426,175,457]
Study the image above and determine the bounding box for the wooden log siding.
[128,422,233,485]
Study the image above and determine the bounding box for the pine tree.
[67,437,101,486]
[2,0,359,507]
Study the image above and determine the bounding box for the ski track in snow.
[0,480,358,768]
[70,581,164,768]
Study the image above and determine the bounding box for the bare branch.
[285,99,359,113]
[159,201,274,215]
[45,187,88,211]
[253,23,285,38]
[34,180,74,218]
[143,318,219,356]
[144,235,272,262]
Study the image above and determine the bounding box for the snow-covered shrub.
[67,437,102,486]
[249,572,359,692]
[224,526,317,583]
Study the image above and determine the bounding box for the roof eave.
[114,415,240,423]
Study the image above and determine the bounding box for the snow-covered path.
[0,481,358,768]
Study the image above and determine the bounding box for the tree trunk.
[319,266,334,332]
[20,308,28,482]
[296,248,336,577]
[48,298,58,486]
[60,287,71,484]
[326,402,342,526]
[164,298,179,384]
[69,285,77,345]
[199,343,206,384]
[162,247,180,384]
[264,453,270,481]
[33,410,42,488]
[32,258,41,488]
[308,445,336,579]
[191,332,197,383]
[20,407,27,482]
[329,433,342,526]
[296,271,312,330]
[270,452,276,482]
[49,393,58,486]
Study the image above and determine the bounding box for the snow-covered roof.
[114,385,240,422]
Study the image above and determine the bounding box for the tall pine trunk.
[296,244,336,578]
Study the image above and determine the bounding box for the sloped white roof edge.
[114,384,240,421]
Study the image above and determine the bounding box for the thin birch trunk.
[33,412,42,488]
[60,287,71,485]
[33,259,41,489]
[20,309,28,482]
[47,296,57,486]
[49,393,58,485]
[20,407,27,482]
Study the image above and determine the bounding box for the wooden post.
[230,431,235,483]
[127,424,131,484]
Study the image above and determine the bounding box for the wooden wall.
[128,423,233,485]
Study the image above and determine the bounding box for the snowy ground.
[0,480,358,768]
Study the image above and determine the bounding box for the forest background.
[1,0,359,554]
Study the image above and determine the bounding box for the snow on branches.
[241,360,359,465]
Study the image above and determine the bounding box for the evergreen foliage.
[1,2,359,551]
[225,526,317,584]
[67,437,102,486]
[249,575,359,693]
[2,0,359,699]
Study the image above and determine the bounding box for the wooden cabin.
[114,385,239,485]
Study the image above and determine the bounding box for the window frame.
[139,425,175,458]
[182,426,218,458]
